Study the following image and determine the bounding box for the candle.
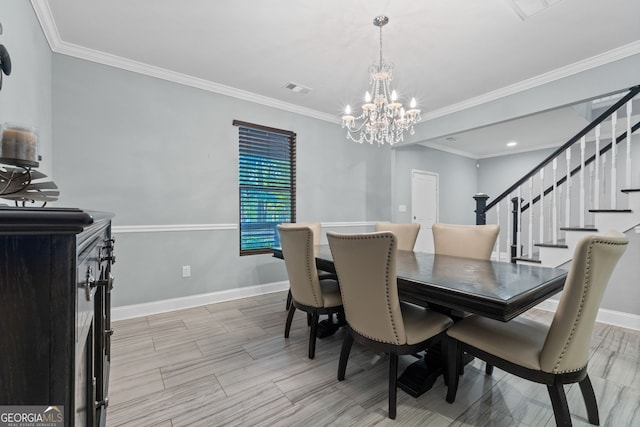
[1,125,37,162]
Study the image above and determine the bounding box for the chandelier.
[342,16,421,146]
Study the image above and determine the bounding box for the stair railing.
[475,84,640,263]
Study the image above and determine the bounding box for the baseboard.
[536,299,640,331]
[113,281,640,330]
[112,281,289,321]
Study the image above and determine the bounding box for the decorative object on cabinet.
[0,22,11,91]
[0,207,115,427]
[0,123,58,207]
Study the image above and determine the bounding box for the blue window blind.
[234,120,296,255]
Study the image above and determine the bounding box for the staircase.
[520,190,639,267]
[475,84,640,268]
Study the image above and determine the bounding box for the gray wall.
[392,145,479,225]
[51,55,391,307]
[0,1,52,177]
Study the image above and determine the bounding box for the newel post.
[473,193,489,225]
[510,196,522,263]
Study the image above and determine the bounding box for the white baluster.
[611,111,618,209]
[496,202,500,261]
[602,151,608,203]
[626,100,633,189]
[552,158,558,244]
[507,193,512,260]
[588,162,594,225]
[528,177,533,257]
[565,148,571,227]
[539,168,544,244]
[580,136,586,227]
[594,125,600,209]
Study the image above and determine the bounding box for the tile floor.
[107,291,640,426]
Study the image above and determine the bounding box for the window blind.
[234,120,296,255]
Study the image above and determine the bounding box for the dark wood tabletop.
[272,245,567,322]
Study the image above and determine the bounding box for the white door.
[411,170,438,252]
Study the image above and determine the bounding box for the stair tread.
[560,226,598,232]
[514,256,542,264]
[535,241,568,248]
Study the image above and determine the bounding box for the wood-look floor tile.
[587,347,640,393]
[108,374,223,427]
[107,292,640,426]
[108,368,164,407]
[170,381,292,427]
[597,325,640,356]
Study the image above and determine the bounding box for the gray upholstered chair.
[432,223,499,260]
[278,225,343,359]
[445,231,628,426]
[374,222,420,251]
[327,231,453,419]
[280,222,336,310]
[432,223,500,325]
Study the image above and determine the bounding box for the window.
[234,120,296,255]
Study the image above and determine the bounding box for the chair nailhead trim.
[552,238,627,374]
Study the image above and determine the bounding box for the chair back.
[432,223,499,260]
[374,222,420,251]
[327,231,408,345]
[280,222,321,245]
[540,231,628,373]
[278,225,324,308]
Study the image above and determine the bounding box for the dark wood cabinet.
[0,207,115,427]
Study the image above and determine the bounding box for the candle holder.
[0,166,59,207]
[0,123,40,168]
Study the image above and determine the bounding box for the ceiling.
[32,0,640,157]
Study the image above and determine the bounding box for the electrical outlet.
[182,265,191,278]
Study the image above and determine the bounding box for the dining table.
[272,245,568,396]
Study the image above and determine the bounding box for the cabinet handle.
[105,328,114,336]
[96,396,109,409]
[96,273,115,291]
[84,266,96,301]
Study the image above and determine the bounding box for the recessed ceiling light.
[507,141,518,147]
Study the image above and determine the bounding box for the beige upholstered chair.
[278,225,343,359]
[445,231,629,426]
[327,231,453,419]
[280,222,335,310]
[432,223,499,260]
[374,222,420,251]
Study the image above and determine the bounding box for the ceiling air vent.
[284,82,312,94]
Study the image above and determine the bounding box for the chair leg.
[308,311,319,359]
[485,363,494,375]
[446,338,461,404]
[388,352,398,420]
[285,289,292,310]
[284,304,296,338]
[337,332,354,381]
[547,380,572,427]
[578,375,600,425]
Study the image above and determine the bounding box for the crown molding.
[30,1,340,125]
[31,1,640,128]
[419,40,640,123]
